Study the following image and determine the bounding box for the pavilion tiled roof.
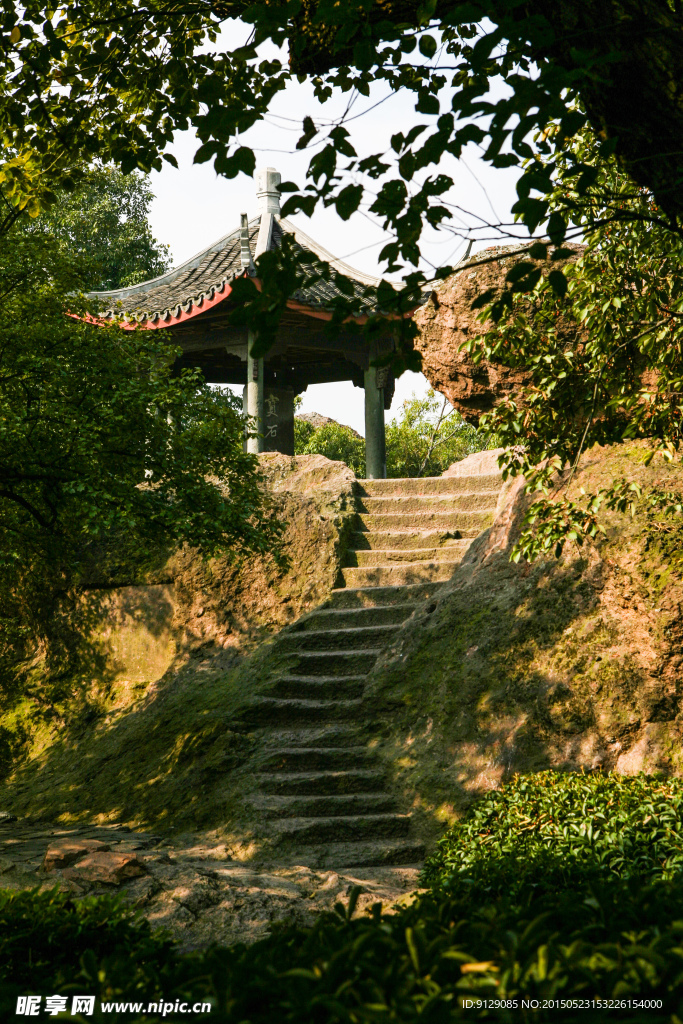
[89,216,383,327]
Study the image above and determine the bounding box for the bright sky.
[147,26,521,435]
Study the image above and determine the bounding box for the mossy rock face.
[0,456,357,837]
[363,443,683,844]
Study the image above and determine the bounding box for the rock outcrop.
[364,442,683,843]
[414,244,584,424]
[295,412,362,438]
[0,455,358,830]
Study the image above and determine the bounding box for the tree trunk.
[523,0,683,224]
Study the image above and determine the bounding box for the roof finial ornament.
[255,167,281,217]
[239,213,255,273]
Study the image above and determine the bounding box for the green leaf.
[193,141,219,165]
[415,92,439,115]
[548,270,568,296]
[547,211,567,246]
[296,115,317,151]
[418,34,437,58]
[335,183,363,220]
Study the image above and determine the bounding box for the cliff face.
[413,245,584,424]
[364,443,683,841]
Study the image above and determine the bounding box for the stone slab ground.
[0,821,423,951]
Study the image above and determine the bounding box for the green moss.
[0,632,295,835]
[363,445,683,843]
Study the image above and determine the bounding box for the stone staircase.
[245,471,502,868]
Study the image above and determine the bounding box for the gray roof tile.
[89,216,381,325]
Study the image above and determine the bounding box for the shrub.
[300,421,366,476]
[0,889,200,1020]
[293,416,316,451]
[215,880,683,1021]
[423,770,683,898]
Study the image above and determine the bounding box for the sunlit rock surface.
[414,244,584,424]
[364,442,683,846]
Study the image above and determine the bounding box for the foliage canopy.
[26,165,172,291]
[0,0,681,256]
[467,126,683,558]
[0,228,281,702]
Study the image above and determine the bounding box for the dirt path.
[0,820,423,950]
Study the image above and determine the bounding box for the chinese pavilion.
[89,168,398,477]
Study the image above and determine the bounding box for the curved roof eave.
[86,218,260,303]
[87,215,386,305]
[277,217,383,288]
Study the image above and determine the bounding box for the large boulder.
[414,244,584,424]
[365,442,683,840]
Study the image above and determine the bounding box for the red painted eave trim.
[76,276,414,331]
[83,277,238,331]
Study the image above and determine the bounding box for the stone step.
[257,769,386,795]
[359,510,495,532]
[344,543,470,567]
[259,725,362,749]
[327,582,446,609]
[246,698,364,724]
[260,747,377,773]
[296,605,415,630]
[271,676,366,699]
[270,837,426,869]
[268,812,411,844]
[340,562,459,588]
[289,650,379,676]
[352,529,480,550]
[249,792,396,818]
[277,624,399,652]
[357,494,498,514]
[357,474,502,496]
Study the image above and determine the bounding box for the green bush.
[293,416,316,451]
[216,880,683,1022]
[423,770,683,898]
[0,889,199,1021]
[5,774,683,1022]
[300,421,366,477]
[6,880,682,1022]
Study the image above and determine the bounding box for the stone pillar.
[263,387,295,455]
[246,331,264,454]
[364,366,387,479]
[255,167,281,217]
